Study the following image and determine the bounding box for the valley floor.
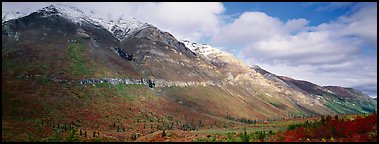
[2,112,376,142]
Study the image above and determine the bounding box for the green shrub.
[117,125,122,132]
[167,115,173,121]
[162,130,166,137]
[131,132,137,140]
[66,128,81,142]
[240,127,250,142]
[255,131,266,140]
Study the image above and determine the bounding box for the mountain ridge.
[2,4,377,142]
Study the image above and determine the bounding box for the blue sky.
[2,2,377,98]
[212,2,377,98]
[223,2,357,26]
[220,2,377,60]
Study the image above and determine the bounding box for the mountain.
[277,76,376,114]
[2,5,377,142]
[2,10,29,23]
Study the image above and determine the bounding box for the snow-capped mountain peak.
[2,4,150,42]
[104,16,150,41]
[181,40,233,60]
[38,4,150,41]
[181,40,250,70]
[2,10,30,23]
[37,5,87,23]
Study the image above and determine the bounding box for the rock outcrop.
[78,77,218,88]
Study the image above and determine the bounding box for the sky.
[2,2,377,98]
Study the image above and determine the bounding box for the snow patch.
[3,4,150,42]
[2,10,29,23]
[181,40,232,60]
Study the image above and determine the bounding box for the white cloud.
[244,31,361,65]
[69,2,225,42]
[312,3,377,47]
[340,3,377,47]
[211,12,285,45]
[250,56,377,97]
[212,3,376,62]
[211,3,376,97]
[284,18,309,34]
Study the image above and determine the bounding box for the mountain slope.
[279,76,377,114]
[2,5,377,142]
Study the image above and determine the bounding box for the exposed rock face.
[110,47,133,61]
[78,77,217,88]
[131,26,196,58]
[147,79,155,88]
[80,78,146,85]
[279,76,327,96]
[323,86,373,100]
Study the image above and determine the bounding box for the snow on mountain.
[2,4,149,41]
[182,40,226,58]
[37,5,89,23]
[40,4,150,41]
[2,10,29,23]
[104,17,150,41]
[181,40,235,63]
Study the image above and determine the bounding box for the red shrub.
[273,113,377,142]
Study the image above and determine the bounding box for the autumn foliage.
[272,113,377,142]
